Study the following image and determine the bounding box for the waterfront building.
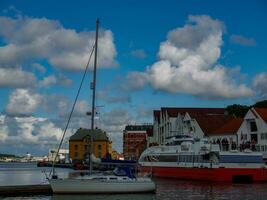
[150,107,267,157]
[236,107,267,157]
[149,107,226,145]
[69,128,112,162]
[123,124,152,160]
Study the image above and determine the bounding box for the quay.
[0,184,52,196]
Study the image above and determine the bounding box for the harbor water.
[1,163,267,200]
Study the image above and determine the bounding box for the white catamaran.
[49,19,155,194]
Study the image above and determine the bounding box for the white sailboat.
[49,19,156,194]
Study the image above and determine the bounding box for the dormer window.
[250,121,258,132]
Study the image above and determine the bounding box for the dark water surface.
[1,163,267,200]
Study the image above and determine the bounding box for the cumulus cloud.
[230,34,256,46]
[99,108,135,151]
[38,74,72,88]
[131,49,147,59]
[6,89,42,116]
[126,72,148,91]
[98,90,131,104]
[0,67,36,88]
[38,75,57,88]
[127,15,252,99]
[57,74,72,86]
[252,72,267,99]
[0,115,67,154]
[0,16,117,71]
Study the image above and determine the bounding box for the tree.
[225,104,249,118]
[253,100,267,108]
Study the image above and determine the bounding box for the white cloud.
[230,34,256,46]
[126,72,148,90]
[0,115,8,142]
[57,74,72,86]
[38,75,57,88]
[0,16,118,71]
[38,74,72,88]
[6,89,43,116]
[127,15,252,99]
[0,115,64,145]
[97,90,131,104]
[98,108,135,152]
[253,72,267,99]
[131,49,147,59]
[0,67,36,88]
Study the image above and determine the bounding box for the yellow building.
[69,128,112,162]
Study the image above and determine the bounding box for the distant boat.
[49,19,155,194]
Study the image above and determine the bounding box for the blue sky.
[0,0,267,155]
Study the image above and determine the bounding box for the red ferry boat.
[138,136,267,182]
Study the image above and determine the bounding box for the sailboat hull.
[49,178,156,194]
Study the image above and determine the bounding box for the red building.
[123,124,152,160]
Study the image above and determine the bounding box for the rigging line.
[50,44,95,177]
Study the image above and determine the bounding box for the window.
[84,145,88,151]
[98,144,102,150]
[74,144,78,150]
[98,152,102,158]
[159,155,177,162]
[261,145,265,151]
[250,121,258,132]
[74,152,78,157]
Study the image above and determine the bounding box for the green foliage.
[226,104,249,117]
[253,100,267,108]
[0,153,16,158]
[226,99,267,117]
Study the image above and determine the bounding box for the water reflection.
[51,194,156,200]
[0,163,72,186]
[155,178,267,200]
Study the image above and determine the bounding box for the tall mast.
[91,18,99,130]
[90,18,99,174]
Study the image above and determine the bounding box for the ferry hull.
[140,166,267,182]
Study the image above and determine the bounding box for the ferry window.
[150,156,159,162]
[159,155,177,162]
[194,155,200,163]
[250,121,258,132]
[202,154,209,161]
[178,155,186,162]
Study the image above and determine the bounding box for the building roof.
[209,118,243,136]
[124,124,153,131]
[69,128,109,141]
[190,113,234,135]
[161,107,225,118]
[254,108,267,124]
